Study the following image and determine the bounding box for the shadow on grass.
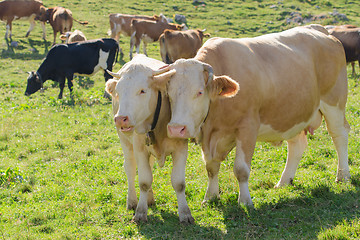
[136,210,224,239]
[219,180,360,239]
[134,179,360,239]
[1,37,49,60]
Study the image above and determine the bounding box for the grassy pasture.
[0,0,360,239]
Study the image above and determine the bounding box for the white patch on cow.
[76,49,109,76]
[142,34,154,43]
[121,18,125,25]
[257,106,321,142]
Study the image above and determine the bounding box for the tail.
[114,43,119,64]
[159,35,167,63]
[73,18,89,25]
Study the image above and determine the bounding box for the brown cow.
[327,25,360,76]
[108,13,167,41]
[159,29,210,64]
[0,0,46,39]
[36,6,88,45]
[129,19,186,59]
[151,26,350,206]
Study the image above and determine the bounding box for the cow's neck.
[37,62,51,82]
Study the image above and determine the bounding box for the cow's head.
[105,56,171,135]
[151,59,239,139]
[25,71,43,96]
[36,7,52,22]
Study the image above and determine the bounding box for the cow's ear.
[105,79,118,97]
[207,75,239,100]
[150,69,176,91]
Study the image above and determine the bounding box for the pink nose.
[114,116,129,128]
[168,125,187,138]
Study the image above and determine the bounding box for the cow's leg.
[171,142,194,223]
[275,131,308,188]
[203,154,221,202]
[351,62,356,76]
[25,16,36,37]
[40,22,46,40]
[233,137,256,206]
[133,137,152,222]
[321,102,350,182]
[129,32,136,59]
[58,77,66,99]
[118,134,138,210]
[147,155,155,206]
[67,77,74,97]
[5,20,12,39]
[52,31,57,45]
[142,41,148,56]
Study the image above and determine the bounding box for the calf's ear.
[207,75,240,100]
[150,68,176,91]
[105,79,118,97]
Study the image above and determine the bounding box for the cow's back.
[0,0,43,19]
[195,27,347,134]
[165,30,203,59]
[328,28,360,62]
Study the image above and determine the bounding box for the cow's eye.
[139,89,146,94]
[197,91,203,97]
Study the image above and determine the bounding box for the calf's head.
[105,60,173,134]
[151,59,239,138]
[25,71,43,96]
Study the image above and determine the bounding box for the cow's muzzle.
[114,116,134,132]
[167,124,188,138]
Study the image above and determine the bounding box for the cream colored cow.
[151,26,350,206]
[105,54,193,223]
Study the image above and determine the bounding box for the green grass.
[1,0,360,239]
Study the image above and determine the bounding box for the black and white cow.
[25,38,119,99]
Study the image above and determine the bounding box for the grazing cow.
[108,13,167,41]
[159,29,210,64]
[59,29,87,43]
[152,26,350,206]
[25,38,119,99]
[36,6,88,45]
[105,54,193,223]
[0,0,46,39]
[130,19,186,59]
[327,25,360,76]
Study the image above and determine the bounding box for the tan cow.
[36,6,88,45]
[129,19,186,59]
[151,26,350,206]
[105,54,194,223]
[108,13,167,41]
[159,29,210,64]
[327,25,360,76]
[59,29,86,43]
[0,0,46,39]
